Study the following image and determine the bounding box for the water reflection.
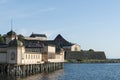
[21,69,64,80]
[0,74,20,80]
[0,69,64,80]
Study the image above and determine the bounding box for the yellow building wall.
[48,50,64,62]
[23,52,43,64]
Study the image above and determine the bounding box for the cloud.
[7,7,56,19]
[0,0,56,19]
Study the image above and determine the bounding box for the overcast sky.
[0,0,120,58]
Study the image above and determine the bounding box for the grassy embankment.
[65,59,120,63]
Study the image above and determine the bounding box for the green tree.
[0,34,5,43]
[18,34,24,42]
[89,49,94,52]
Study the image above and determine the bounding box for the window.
[22,53,24,59]
[48,53,55,59]
[36,55,37,59]
[11,52,15,60]
[28,55,30,59]
[31,55,32,59]
[34,55,35,59]
[26,55,27,59]
[38,55,39,59]
[74,47,78,51]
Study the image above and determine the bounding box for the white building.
[0,30,64,65]
[63,44,81,51]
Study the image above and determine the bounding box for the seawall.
[65,51,106,60]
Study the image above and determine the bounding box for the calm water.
[21,63,120,80]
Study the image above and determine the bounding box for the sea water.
[2,63,120,80]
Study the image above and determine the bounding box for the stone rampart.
[65,51,106,60]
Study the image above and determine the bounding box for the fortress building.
[53,34,106,60]
[0,30,64,65]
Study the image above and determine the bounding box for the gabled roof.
[54,34,74,47]
[24,34,75,52]
[30,33,47,37]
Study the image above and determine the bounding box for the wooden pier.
[0,62,63,79]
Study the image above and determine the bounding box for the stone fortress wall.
[65,50,106,60]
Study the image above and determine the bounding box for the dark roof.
[8,38,23,47]
[24,40,55,48]
[30,33,47,37]
[54,34,74,47]
[25,34,74,52]
[24,39,62,52]
[42,40,56,46]
[7,30,16,36]
[24,40,43,48]
[0,43,7,48]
